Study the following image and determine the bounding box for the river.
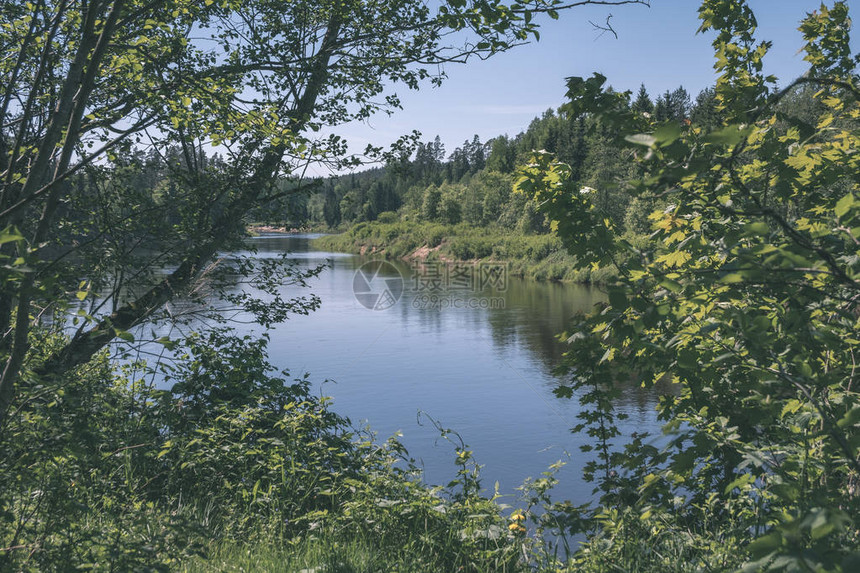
[222,233,662,506]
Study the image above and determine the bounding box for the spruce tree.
[632,83,654,114]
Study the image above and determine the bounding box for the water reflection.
[228,233,663,504]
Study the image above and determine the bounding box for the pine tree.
[668,86,691,120]
[323,187,341,228]
[632,84,653,114]
[690,87,720,128]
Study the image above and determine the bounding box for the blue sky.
[325,0,858,169]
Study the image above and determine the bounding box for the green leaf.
[653,123,682,146]
[0,225,25,246]
[746,532,782,557]
[742,221,770,236]
[723,472,754,494]
[156,336,178,350]
[704,124,754,146]
[656,250,691,268]
[835,192,856,218]
[810,513,835,540]
[836,406,860,429]
[114,329,135,342]
[658,278,683,293]
[771,482,800,502]
[625,133,656,147]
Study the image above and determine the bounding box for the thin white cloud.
[454,104,557,116]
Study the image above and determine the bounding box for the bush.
[0,328,531,571]
[420,224,447,248]
[311,222,607,284]
[377,211,399,224]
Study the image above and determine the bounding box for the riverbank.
[246,222,332,235]
[313,221,619,283]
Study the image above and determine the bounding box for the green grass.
[181,536,434,573]
[183,529,527,573]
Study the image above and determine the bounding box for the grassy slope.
[314,221,619,283]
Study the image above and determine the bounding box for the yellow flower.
[508,523,526,534]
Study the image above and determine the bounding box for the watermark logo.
[353,260,404,310]
[411,294,506,311]
[353,260,507,311]
[411,261,508,292]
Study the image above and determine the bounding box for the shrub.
[0,329,529,571]
[377,211,399,224]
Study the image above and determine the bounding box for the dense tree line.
[273,83,720,234]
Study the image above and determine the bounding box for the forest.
[272,84,713,233]
[1,0,858,571]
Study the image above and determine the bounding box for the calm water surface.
[233,233,661,504]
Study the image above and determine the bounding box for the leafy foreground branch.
[0,0,651,428]
[515,1,860,571]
